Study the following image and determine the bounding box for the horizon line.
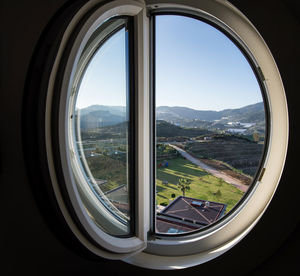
[77,101,263,112]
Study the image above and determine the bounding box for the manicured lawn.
[156,157,244,212]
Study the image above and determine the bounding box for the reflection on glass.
[155,15,266,234]
[73,21,131,236]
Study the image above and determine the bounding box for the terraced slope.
[184,135,264,177]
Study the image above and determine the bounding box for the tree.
[177,178,191,197]
[215,189,222,198]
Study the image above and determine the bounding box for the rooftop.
[156,196,227,234]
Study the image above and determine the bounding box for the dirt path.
[169,144,249,192]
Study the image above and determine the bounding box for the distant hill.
[156,120,211,137]
[77,105,126,129]
[156,102,265,136]
[157,106,219,121]
[77,102,265,135]
[79,105,126,116]
[80,121,128,140]
[81,120,211,140]
[156,102,265,123]
[220,102,265,123]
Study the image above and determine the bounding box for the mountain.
[157,106,219,121]
[79,105,126,116]
[77,102,265,135]
[219,102,265,123]
[77,105,126,129]
[156,102,265,123]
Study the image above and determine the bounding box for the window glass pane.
[155,15,266,234]
[72,20,132,236]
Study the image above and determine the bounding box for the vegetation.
[86,154,127,193]
[156,157,244,213]
[177,178,191,196]
[78,103,265,216]
[157,144,179,160]
[80,121,128,140]
[157,144,177,154]
[156,120,211,138]
[184,134,264,177]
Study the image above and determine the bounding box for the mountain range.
[77,102,265,134]
[156,102,264,123]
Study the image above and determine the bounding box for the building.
[156,196,227,234]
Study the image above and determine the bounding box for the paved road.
[169,144,249,192]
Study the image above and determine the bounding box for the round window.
[28,0,288,270]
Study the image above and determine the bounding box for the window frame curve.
[45,0,147,259]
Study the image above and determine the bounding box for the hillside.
[81,120,212,140]
[156,102,264,123]
[76,105,126,129]
[79,105,126,116]
[156,102,265,136]
[80,121,128,140]
[184,134,264,177]
[77,102,265,137]
[156,120,212,138]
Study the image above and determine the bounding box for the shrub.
[215,189,222,197]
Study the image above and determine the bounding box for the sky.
[76,27,127,109]
[76,15,263,111]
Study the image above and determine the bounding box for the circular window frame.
[42,0,288,270]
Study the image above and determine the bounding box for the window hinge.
[147,231,160,241]
[146,8,153,18]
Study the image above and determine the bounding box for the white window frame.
[44,0,288,270]
[46,0,148,259]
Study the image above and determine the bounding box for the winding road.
[168,144,249,192]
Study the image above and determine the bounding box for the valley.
[75,102,266,223]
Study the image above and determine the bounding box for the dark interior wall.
[0,0,299,275]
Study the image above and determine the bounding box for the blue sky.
[155,15,262,111]
[76,15,263,111]
[76,28,127,109]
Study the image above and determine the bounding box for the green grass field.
[156,157,244,213]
